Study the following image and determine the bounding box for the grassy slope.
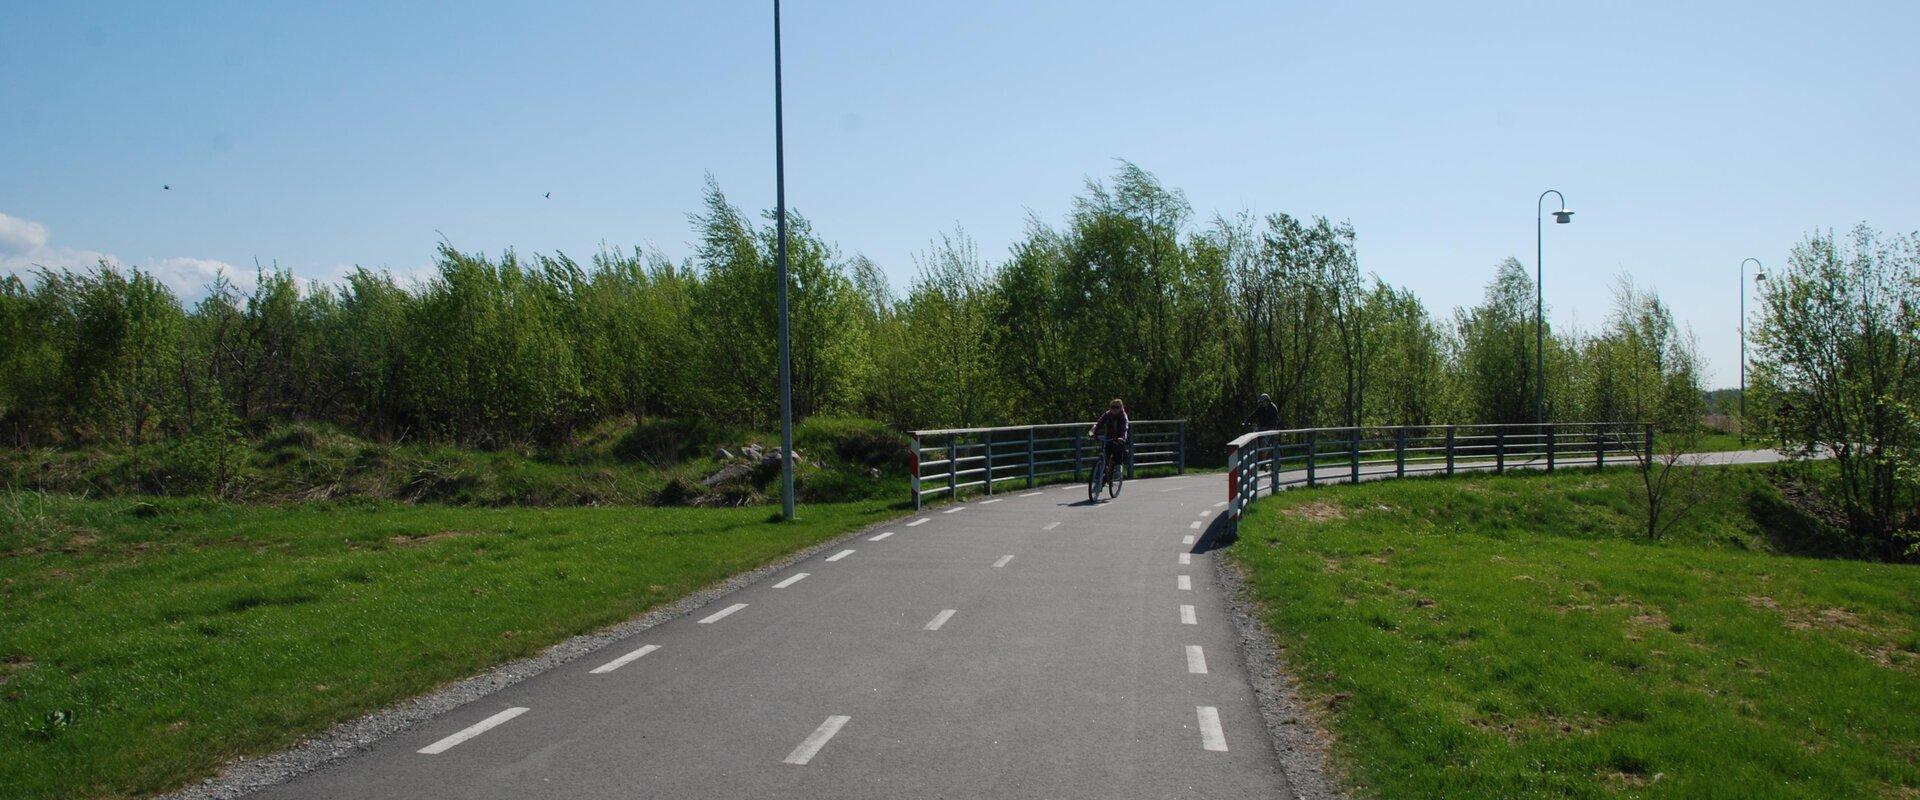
[0,494,899,800]
[1229,467,1920,800]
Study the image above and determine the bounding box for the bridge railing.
[911,419,1187,509]
[1225,422,1652,520]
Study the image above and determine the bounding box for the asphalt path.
[252,475,1286,800]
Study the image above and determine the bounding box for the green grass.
[1228,467,1920,800]
[0,493,900,800]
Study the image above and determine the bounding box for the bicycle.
[1087,435,1126,501]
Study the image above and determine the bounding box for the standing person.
[1243,393,1281,431]
[1089,398,1131,474]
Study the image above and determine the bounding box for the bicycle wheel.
[1087,454,1104,502]
[1108,459,1125,497]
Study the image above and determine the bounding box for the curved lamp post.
[1536,190,1573,424]
[1739,258,1763,445]
[773,0,795,519]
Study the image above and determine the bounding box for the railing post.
[1446,425,1456,475]
[948,441,959,499]
[1306,431,1318,487]
[1073,435,1083,482]
[1596,429,1606,468]
[1026,427,1036,489]
[1125,434,1136,479]
[1496,430,1506,473]
[1226,442,1241,517]
[984,434,994,496]
[1268,439,1279,495]
[1546,425,1556,472]
[1395,427,1406,478]
[1177,419,1187,475]
[1349,428,1361,484]
[910,434,922,510]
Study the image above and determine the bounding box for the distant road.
[249,476,1288,799]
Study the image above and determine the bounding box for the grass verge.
[0,494,899,799]
[1227,466,1919,799]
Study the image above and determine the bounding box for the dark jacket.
[1244,400,1280,430]
[1091,408,1130,440]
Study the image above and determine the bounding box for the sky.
[5,1,1917,389]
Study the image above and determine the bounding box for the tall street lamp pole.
[773,0,796,520]
[1739,258,1762,445]
[1536,190,1574,425]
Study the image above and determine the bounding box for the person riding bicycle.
[1089,398,1131,474]
[1243,392,1280,431]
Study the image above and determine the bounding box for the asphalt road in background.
[252,475,1286,799]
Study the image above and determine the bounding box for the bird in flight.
[544,192,551,199]
[162,185,171,190]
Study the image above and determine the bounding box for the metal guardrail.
[910,419,1187,509]
[1225,422,1653,520]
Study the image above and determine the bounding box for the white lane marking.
[773,573,809,588]
[1020,491,1044,497]
[783,715,852,765]
[590,644,659,674]
[869,531,895,541]
[993,554,1014,568]
[925,609,957,630]
[1179,553,1192,565]
[699,603,748,624]
[1197,510,1211,517]
[1182,535,1195,545]
[825,549,855,562]
[1186,645,1209,674]
[979,498,1002,505]
[1043,521,1061,531]
[943,506,967,514]
[1177,575,1192,591]
[907,518,930,527]
[1159,486,1189,492]
[1197,706,1229,752]
[1189,521,1203,530]
[418,707,527,754]
[1213,501,1228,508]
[1180,605,1197,625]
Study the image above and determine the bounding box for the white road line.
[942,506,967,514]
[1180,605,1197,625]
[1020,491,1044,497]
[1197,706,1229,752]
[590,644,660,674]
[825,549,855,562]
[699,603,748,624]
[979,498,1002,505]
[1043,521,1061,531]
[993,554,1014,568]
[1213,501,1228,508]
[925,609,957,630]
[417,707,527,754]
[1186,645,1209,674]
[1182,535,1195,545]
[1197,510,1211,517]
[869,531,895,541]
[907,518,930,527]
[1177,575,1192,591]
[1158,486,1189,492]
[773,573,809,588]
[783,715,852,765]
[1178,553,1192,565]
[1189,520,1203,530]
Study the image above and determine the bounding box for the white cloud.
[0,212,50,254]
[0,210,245,299]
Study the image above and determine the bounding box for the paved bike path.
[252,475,1285,800]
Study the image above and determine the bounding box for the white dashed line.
[773,573,809,588]
[825,549,854,562]
[1043,521,1061,531]
[1182,535,1195,545]
[1177,575,1192,591]
[1197,706,1228,751]
[1180,605,1197,625]
[1213,501,1228,508]
[869,531,894,541]
[1189,521,1203,530]
[590,644,659,674]
[925,609,957,630]
[1178,553,1192,565]
[1197,510,1211,517]
[1020,491,1044,497]
[979,498,1002,505]
[993,555,1014,568]
[1159,486,1189,492]
[1186,645,1209,674]
[783,715,852,765]
[907,518,930,527]
[699,603,748,624]
[417,707,527,754]
[943,506,966,514]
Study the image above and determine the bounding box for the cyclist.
[1243,392,1280,431]
[1089,398,1131,481]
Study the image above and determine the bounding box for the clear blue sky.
[5,1,1917,388]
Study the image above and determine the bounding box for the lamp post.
[1739,258,1763,445]
[773,0,795,519]
[1535,190,1573,425]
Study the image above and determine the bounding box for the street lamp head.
[1552,209,1574,224]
